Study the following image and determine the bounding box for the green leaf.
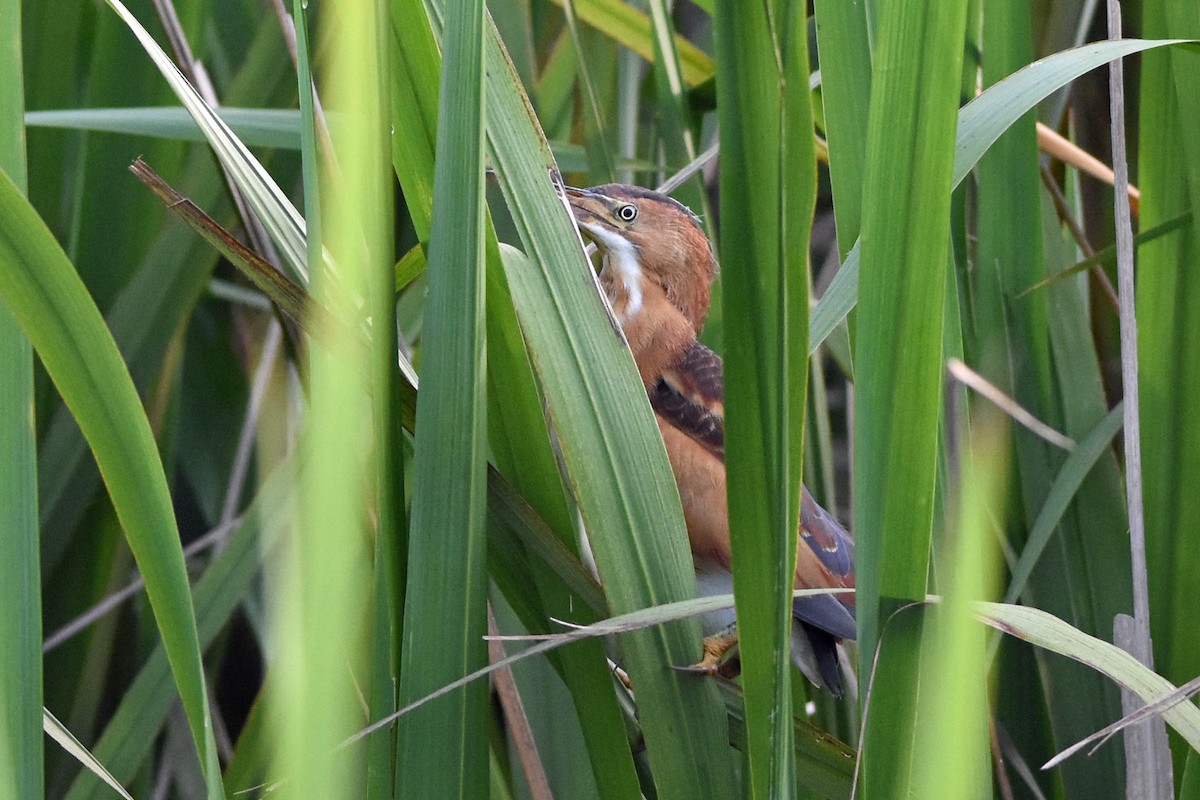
[812,0,872,258]
[1141,0,1200,704]
[0,170,223,798]
[543,0,714,87]
[977,602,1200,754]
[1003,404,1124,604]
[100,0,309,283]
[482,15,737,798]
[64,460,297,800]
[713,1,815,793]
[25,107,305,149]
[394,0,491,795]
[853,0,969,795]
[36,24,295,573]
[0,0,40,795]
[809,37,1198,355]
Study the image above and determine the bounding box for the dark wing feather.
[797,622,844,697]
[652,340,857,645]
[800,487,856,580]
[795,487,857,641]
[650,341,726,461]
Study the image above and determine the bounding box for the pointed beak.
[564,186,615,228]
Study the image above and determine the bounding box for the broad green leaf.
[1141,0,1200,707]
[481,14,737,798]
[0,171,223,799]
[812,0,872,258]
[269,0,382,796]
[713,1,814,794]
[391,4,641,798]
[393,0,491,796]
[544,0,714,87]
[809,38,1197,355]
[853,0,968,796]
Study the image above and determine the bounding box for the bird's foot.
[672,633,740,678]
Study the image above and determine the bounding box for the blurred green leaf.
[853,0,968,795]
[544,0,714,87]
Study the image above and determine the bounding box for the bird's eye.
[616,203,638,222]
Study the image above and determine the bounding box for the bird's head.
[566,184,717,334]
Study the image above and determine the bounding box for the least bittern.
[565,183,856,695]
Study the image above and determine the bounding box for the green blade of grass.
[0,170,224,799]
[852,0,968,796]
[809,37,1197,356]
[25,107,306,149]
[36,22,294,574]
[977,602,1200,754]
[1019,211,1190,296]
[1034,181,1134,794]
[0,0,41,795]
[270,0,383,794]
[64,459,296,800]
[356,6,402,798]
[391,3,644,796]
[393,0,491,794]
[1003,403,1125,604]
[1141,0,1200,716]
[812,0,873,258]
[1182,750,1200,800]
[480,15,737,798]
[911,420,1006,798]
[543,0,714,87]
[101,0,309,283]
[713,1,816,793]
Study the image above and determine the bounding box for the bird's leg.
[673,632,741,678]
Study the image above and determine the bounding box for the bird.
[565,182,856,695]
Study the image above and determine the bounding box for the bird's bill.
[563,185,620,230]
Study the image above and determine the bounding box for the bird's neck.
[598,248,645,323]
[600,260,697,388]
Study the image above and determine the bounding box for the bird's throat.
[600,248,644,321]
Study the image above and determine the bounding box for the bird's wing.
[794,487,857,640]
[650,340,726,461]
[652,340,858,642]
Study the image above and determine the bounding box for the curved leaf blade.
[809,38,1197,354]
[0,171,223,798]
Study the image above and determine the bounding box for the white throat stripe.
[581,222,643,319]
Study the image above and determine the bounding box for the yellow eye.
[616,203,638,222]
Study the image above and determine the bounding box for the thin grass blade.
[0,1,41,795]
